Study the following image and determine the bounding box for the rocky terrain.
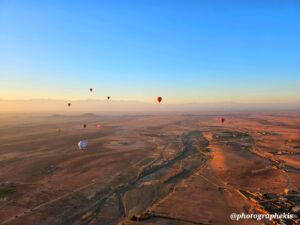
[0,113,299,225]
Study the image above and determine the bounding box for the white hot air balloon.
[78,140,88,150]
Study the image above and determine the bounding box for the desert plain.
[0,112,299,225]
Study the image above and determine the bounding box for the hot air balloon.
[83,124,87,128]
[107,96,110,100]
[89,88,93,92]
[96,124,101,129]
[78,140,88,150]
[221,118,225,124]
[68,103,71,107]
[157,96,162,103]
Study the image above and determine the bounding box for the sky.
[0,0,300,104]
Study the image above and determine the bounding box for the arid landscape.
[0,112,299,225]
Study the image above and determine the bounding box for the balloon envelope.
[78,140,88,150]
[221,118,225,123]
[107,96,110,100]
[96,124,101,128]
[68,103,71,107]
[83,124,87,128]
[157,96,162,103]
[89,88,93,92]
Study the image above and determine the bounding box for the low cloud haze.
[1,99,299,114]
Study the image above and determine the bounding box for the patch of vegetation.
[0,183,17,198]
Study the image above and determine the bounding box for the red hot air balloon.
[96,124,101,129]
[157,96,162,103]
[221,118,225,124]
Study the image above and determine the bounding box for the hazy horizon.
[1,98,300,113]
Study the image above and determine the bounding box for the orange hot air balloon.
[157,96,162,103]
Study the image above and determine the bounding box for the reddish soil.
[0,113,299,225]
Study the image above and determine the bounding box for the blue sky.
[0,0,299,103]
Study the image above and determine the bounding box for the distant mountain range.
[0,99,299,113]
